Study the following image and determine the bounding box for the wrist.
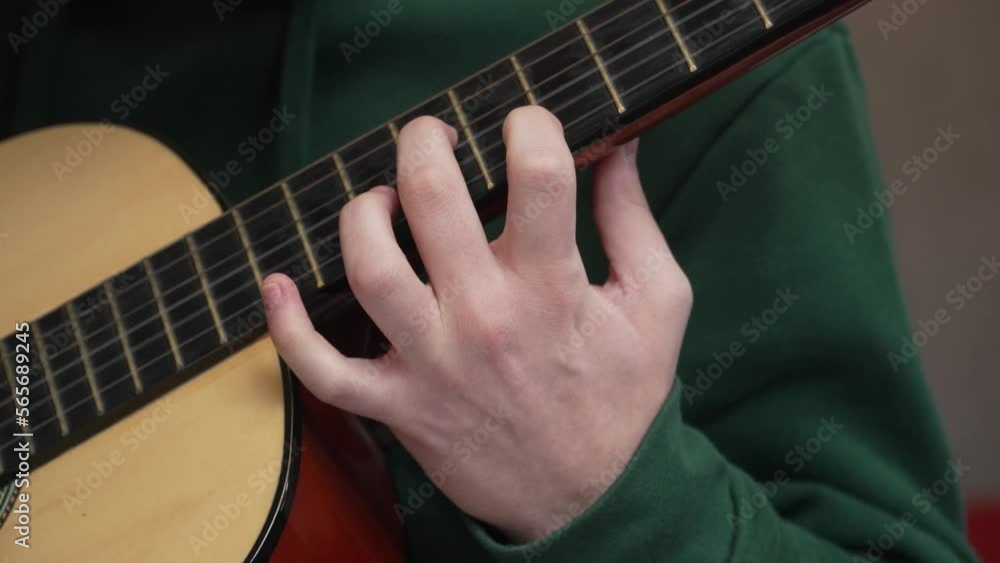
[497,448,634,544]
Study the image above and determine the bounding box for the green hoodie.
[0,0,978,561]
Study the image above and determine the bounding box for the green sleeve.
[461,28,977,563]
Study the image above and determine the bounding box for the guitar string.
[1,0,781,421]
[210,0,718,215]
[31,0,734,350]
[260,0,731,198]
[0,5,791,442]
[1,1,774,414]
[290,0,745,207]
[16,1,750,394]
[25,0,743,359]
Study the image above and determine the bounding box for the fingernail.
[262,278,283,309]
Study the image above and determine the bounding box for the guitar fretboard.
[1,0,853,481]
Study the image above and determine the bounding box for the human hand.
[262,106,692,541]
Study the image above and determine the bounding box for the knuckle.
[463,305,518,359]
[511,152,574,189]
[654,271,694,312]
[315,375,357,409]
[674,275,695,308]
[402,166,452,205]
[271,324,315,361]
[348,260,404,302]
[324,360,390,418]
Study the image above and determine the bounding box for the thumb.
[262,273,397,422]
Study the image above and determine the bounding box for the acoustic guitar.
[0,0,869,560]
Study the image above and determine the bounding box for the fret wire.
[509,55,538,105]
[104,281,142,392]
[0,346,15,402]
[347,0,734,194]
[575,19,626,114]
[4,0,810,445]
[233,209,264,289]
[19,0,735,380]
[186,236,228,344]
[21,0,740,378]
[3,0,785,415]
[17,0,731,354]
[388,121,400,142]
[448,89,495,189]
[281,182,325,289]
[437,5,749,179]
[32,326,69,436]
[206,0,657,228]
[6,5,783,431]
[0,345,31,459]
[16,251,317,439]
[333,0,711,188]
[66,305,105,414]
[144,259,184,369]
[27,203,323,396]
[334,0,728,191]
[333,153,355,200]
[751,0,775,28]
[655,0,698,72]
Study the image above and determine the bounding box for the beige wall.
[845,1,999,496]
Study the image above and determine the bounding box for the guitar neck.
[1,0,868,482]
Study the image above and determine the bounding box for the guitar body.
[0,4,871,560]
[0,125,403,562]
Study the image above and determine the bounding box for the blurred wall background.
[845,1,999,498]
